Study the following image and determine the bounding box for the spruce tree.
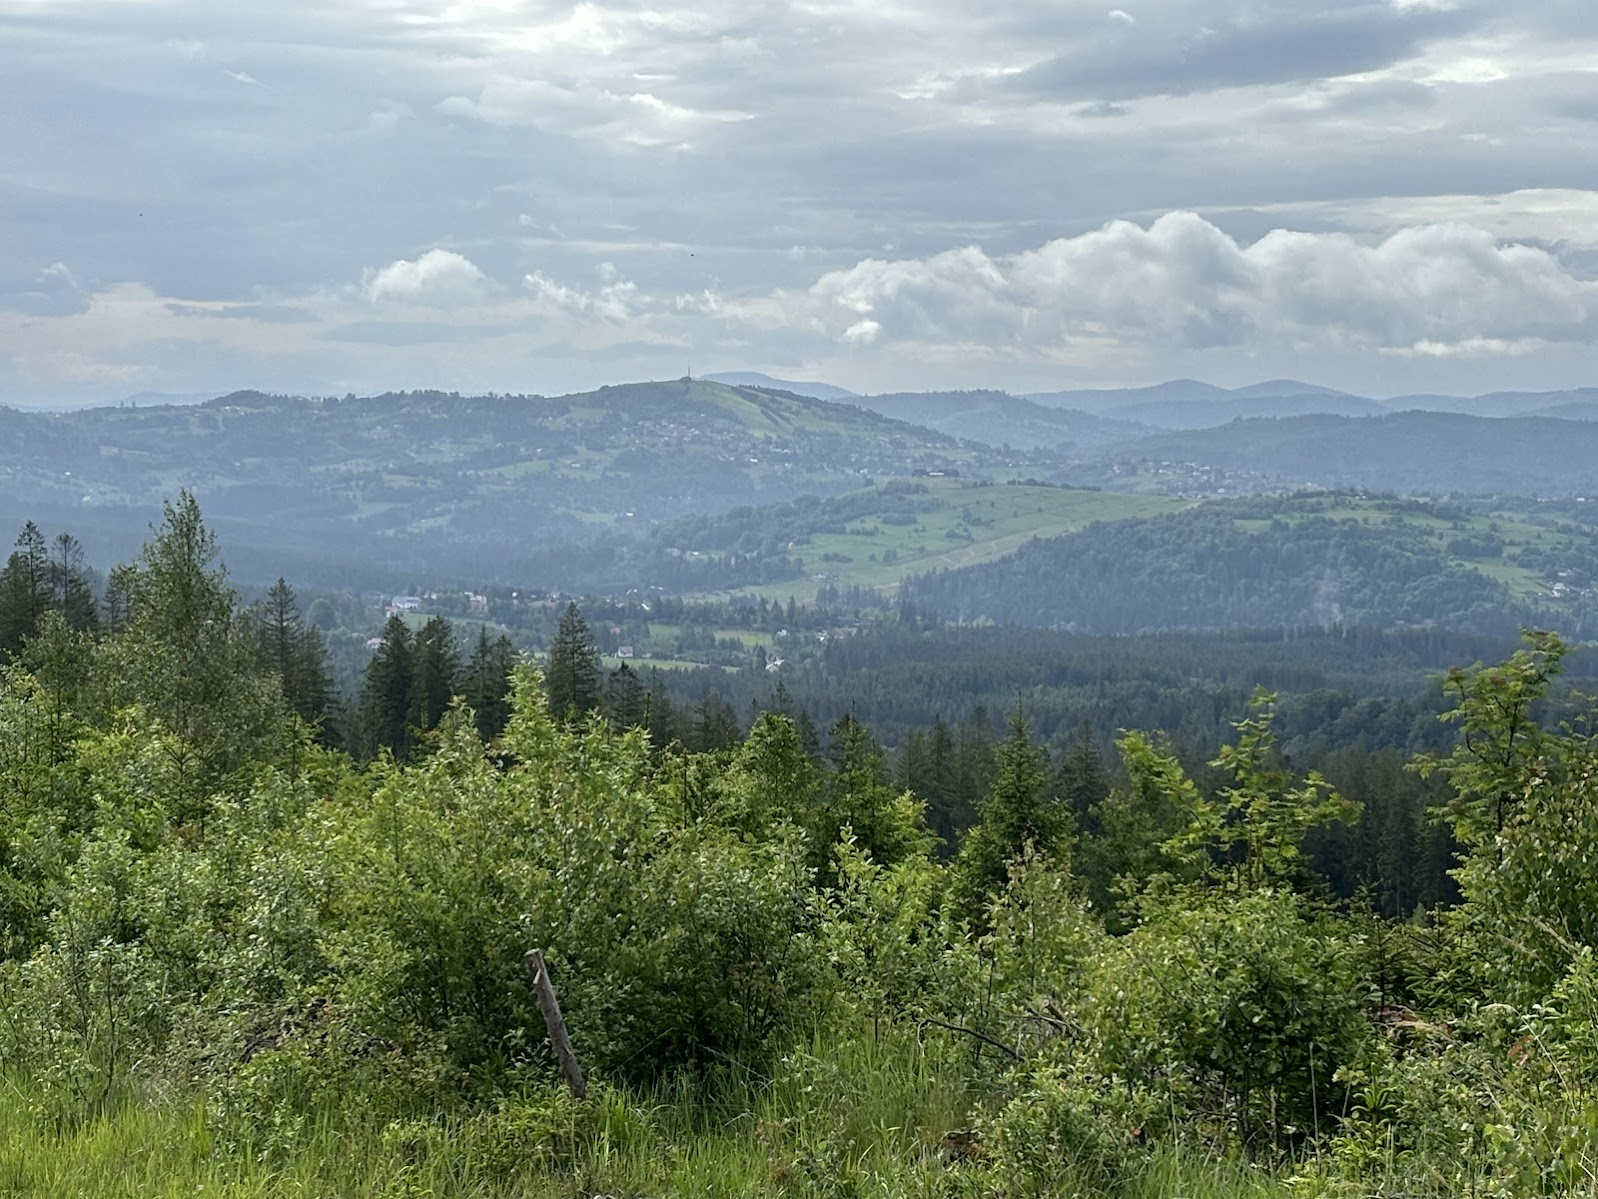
[546,601,601,720]
[954,708,1070,915]
[460,626,516,741]
[253,578,336,739]
[48,532,99,633]
[0,522,51,655]
[410,615,460,734]
[605,662,647,731]
[360,614,415,759]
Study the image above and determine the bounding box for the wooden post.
[523,949,587,1099]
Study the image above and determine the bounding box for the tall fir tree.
[410,615,461,735]
[460,626,516,741]
[694,691,742,752]
[48,532,99,633]
[954,708,1071,916]
[818,712,929,871]
[546,601,602,721]
[1054,723,1111,833]
[0,522,51,655]
[101,563,135,635]
[360,614,415,760]
[605,662,648,732]
[253,578,336,741]
[643,667,681,750]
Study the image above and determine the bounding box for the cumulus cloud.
[363,250,490,305]
[524,269,639,322]
[802,213,1598,356]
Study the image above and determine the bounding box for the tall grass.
[0,1023,1303,1198]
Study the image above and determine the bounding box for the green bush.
[1088,888,1372,1152]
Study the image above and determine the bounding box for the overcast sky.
[3,0,1597,404]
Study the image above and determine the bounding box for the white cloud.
[524,269,638,322]
[843,319,881,345]
[363,249,490,305]
[802,213,1598,357]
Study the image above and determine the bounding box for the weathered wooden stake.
[523,949,587,1099]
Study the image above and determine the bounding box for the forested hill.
[903,493,1598,636]
[845,390,1152,450]
[1095,410,1598,495]
[0,379,1025,586]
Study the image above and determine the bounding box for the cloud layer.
[3,0,1598,401]
[802,213,1598,357]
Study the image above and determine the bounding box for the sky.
[3,0,1597,405]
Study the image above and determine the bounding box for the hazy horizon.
[4,1,1598,406]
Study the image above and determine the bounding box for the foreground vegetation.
[2,495,1597,1196]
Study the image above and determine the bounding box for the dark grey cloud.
[1001,1,1484,102]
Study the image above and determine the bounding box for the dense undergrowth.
[2,496,1597,1196]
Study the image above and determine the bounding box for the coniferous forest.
[0,491,1595,1197]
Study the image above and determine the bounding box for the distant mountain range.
[1094,411,1598,496]
[1020,378,1598,428]
[705,371,1598,450]
[10,372,1598,595]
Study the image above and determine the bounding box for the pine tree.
[605,662,647,731]
[254,578,336,736]
[955,708,1071,914]
[410,615,460,736]
[360,615,415,759]
[460,626,516,741]
[48,532,99,633]
[1054,723,1110,833]
[0,522,51,655]
[546,601,602,721]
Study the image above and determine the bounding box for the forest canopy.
[0,496,1594,1197]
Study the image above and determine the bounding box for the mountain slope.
[0,379,1006,587]
[848,390,1152,450]
[1026,378,1235,414]
[1114,393,1388,428]
[1383,387,1598,418]
[702,371,858,400]
[1099,411,1598,495]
